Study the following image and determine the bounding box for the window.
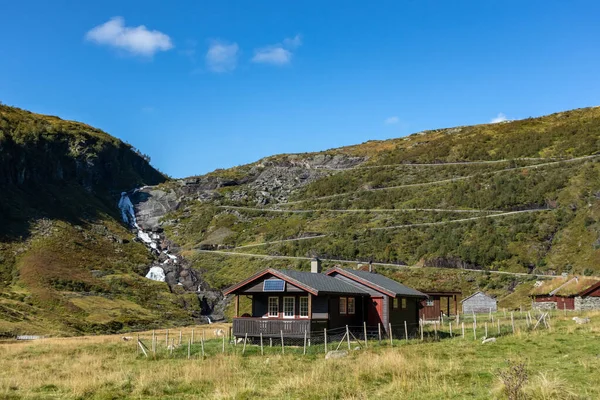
[299,297,309,318]
[283,297,295,318]
[393,298,399,309]
[401,298,407,309]
[268,297,279,317]
[347,297,355,315]
[426,299,434,307]
[339,297,347,315]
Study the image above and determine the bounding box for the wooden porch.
[232,317,312,338]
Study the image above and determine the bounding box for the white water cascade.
[118,190,180,283]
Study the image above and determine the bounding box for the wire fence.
[133,309,555,360]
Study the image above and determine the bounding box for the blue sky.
[1,1,599,178]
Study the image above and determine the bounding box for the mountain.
[1,104,600,336]
[0,104,198,337]
[131,107,600,315]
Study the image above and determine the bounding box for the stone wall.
[532,301,556,310]
[574,296,600,310]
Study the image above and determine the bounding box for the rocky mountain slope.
[0,105,197,336]
[131,107,600,314]
[2,104,600,335]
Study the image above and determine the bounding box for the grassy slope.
[1,311,599,399]
[156,107,600,310]
[0,105,196,336]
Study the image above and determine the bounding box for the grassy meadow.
[1,312,599,399]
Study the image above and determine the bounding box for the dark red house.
[224,259,426,339]
[325,267,427,333]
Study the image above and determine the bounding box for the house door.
[367,297,384,326]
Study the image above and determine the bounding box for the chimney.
[311,257,322,274]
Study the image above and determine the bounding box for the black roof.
[278,270,369,296]
[327,268,427,298]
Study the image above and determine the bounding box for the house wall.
[327,295,364,330]
[420,296,445,320]
[250,293,312,319]
[575,296,600,310]
[388,297,420,333]
[462,293,497,314]
[533,295,574,310]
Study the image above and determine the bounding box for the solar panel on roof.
[263,279,285,292]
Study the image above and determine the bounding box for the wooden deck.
[232,318,312,338]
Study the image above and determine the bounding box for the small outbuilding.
[418,291,461,320]
[530,276,600,311]
[461,291,497,314]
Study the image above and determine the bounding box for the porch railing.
[232,317,311,338]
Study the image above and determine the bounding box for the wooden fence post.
[404,321,408,342]
[187,338,191,359]
[388,323,393,346]
[456,311,460,324]
[324,328,328,353]
[346,325,351,350]
[363,322,368,348]
[191,329,194,344]
[473,322,476,340]
[281,330,285,354]
[242,333,247,355]
[260,333,264,356]
[484,323,488,338]
[378,323,382,343]
[497,319,500,335]
[222,334,225,354]
[433,321,438,340]
[170,338,174,356]
[511,312,515,334]
[152,330,156,353]
[420,320,424,341]
[137,334,140,355]
[201,335,205,358]
[462,322,465,339]
[166,329,169,346]
[303,330,307,355]
[179,330,182,346]
[449,322,453,337]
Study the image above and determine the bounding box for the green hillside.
[154,107,600,304]
[2,105,600,336]
[0,105,198,337]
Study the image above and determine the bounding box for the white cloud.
[283,34,302,48]
[85,17,173,56]
[252,46,292,65]
[490,113,508,123]
[252,34,302,66]
[206,40,239,72]
[384,116,399,125]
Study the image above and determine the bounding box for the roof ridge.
[549,277,577,296]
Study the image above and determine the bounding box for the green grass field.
[1,311,598,399]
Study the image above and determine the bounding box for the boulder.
[573,317,590,324]
[325,350,349,360]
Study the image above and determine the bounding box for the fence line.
[131,310,557,360]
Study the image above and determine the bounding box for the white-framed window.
[347,297,355,315]
[283,297,295,318]
[426,299,434,307]
[401,298,407,309]
[393,298,399,309]
[339,297,347,315]
[299,297,309,318]
[268,296,279,317]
